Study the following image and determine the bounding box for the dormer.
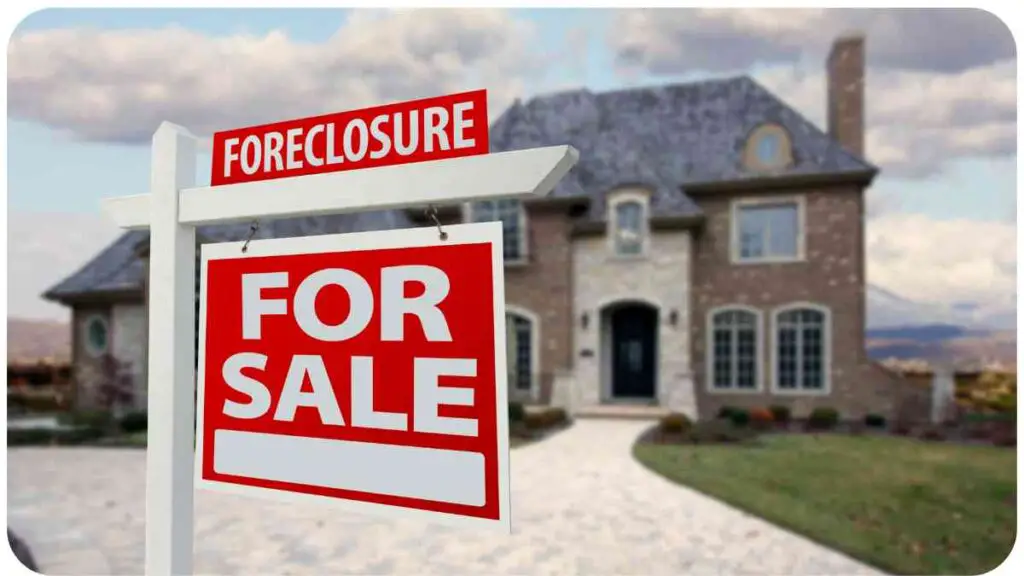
[606,187,651,258]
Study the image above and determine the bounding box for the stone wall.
[572,228,697,419]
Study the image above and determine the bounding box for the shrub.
[508,402,525,423]
[659,412,692,434]
[7,389,64,413]
[119,411,148,433]
[58,410,114,429]
[686,421,758,444]
[523,407,567,430]
[728,409,751,428]
[717,406,738,420]
[992,427,1017,447]
[749,407,774,425]
[7,426,105,447]
[919,426,946,441]
[864,413,886,428]
[807,407,839,430]
[768,405,791,424]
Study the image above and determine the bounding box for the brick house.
[44,35,907,421]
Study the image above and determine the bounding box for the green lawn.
[634,433,1016,575]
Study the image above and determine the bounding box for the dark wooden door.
[610,305,657,398]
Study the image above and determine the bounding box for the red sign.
[210,90,489,186]
[194,225,510,531]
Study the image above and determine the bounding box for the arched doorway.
[602,301,658,400]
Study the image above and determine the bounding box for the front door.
[610,304,657,399]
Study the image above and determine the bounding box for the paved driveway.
[8,420,883,575]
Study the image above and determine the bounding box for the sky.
[5,7,1018,326]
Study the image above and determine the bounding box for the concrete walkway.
[7,420,884,575]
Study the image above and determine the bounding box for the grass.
[634,433,1016,575]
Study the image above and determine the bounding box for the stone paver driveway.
[8,420,883,575]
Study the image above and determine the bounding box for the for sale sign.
[210,90,489,186]
[194,222,511,532]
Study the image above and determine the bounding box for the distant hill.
[6,318,70,364]
[866,323,1016,369]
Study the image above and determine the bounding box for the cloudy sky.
[5,7,1017,326]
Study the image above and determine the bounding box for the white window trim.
[462,201,529,266]
[705,304,764,394]
[770,302,833,396]
[82,313,111,359]
[607,189,651,259]
[730,195,807,265]
[506,304,541,401]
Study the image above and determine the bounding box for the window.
[744,124,792,171]
[773,305,830,394]
[733,199,803,263]
[83,315,110,358]
[471,199,526,262]
[707,307,762,391]
[506,312,535,392]
[613,200,644,255]
[757,133,781,165]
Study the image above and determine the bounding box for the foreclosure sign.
[194,223,511,531]
[210,90,489,186]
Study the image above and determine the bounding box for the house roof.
[44,76,876,303]
[488,75,876,220]
[43,211,413,303]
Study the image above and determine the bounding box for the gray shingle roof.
[43,211,413,302]
[45,76,874,302]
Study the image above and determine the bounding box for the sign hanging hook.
[425,204,448,242]
[241,219,260,253]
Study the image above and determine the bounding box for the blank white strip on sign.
[213,430,486,507]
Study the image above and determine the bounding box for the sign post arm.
[101,145,580,229]
[144,121,198,576]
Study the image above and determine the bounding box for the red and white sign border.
[194,221,513,532]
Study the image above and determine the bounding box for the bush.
[717,406,739,420]
[919,426,946,441]
[659,412,692,434]
[119,411,148,433]
[864,413,887,428]
[7,390,64,413]
[523,407,567,430]
[508,402,525,423]
[749,407,774,425]
[768,405,791,424]
[58,410,114,429]
[7,426,105,447]
[807,407,840,430]
[728,409,751,428]
[686,421,758,444]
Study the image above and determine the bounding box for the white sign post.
[102,120,577,575]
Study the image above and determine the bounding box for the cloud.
[7,212,123,321]
[610,8,1015,74]
[753,61,1016,177]
[866,213,1016,320]
[608,8,1017,177]
[7,9,541,144]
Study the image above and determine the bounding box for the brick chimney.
[826,34,865,157]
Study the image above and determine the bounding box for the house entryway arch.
[598,298,659,402]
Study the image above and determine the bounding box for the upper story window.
[470,199,527,263]
[744,124,793,171]
[731,197,805,264]
[608,190,650,257]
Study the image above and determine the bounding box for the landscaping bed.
[508,403,572,447]
[635,408,1017,575]
[9,405,571,449]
